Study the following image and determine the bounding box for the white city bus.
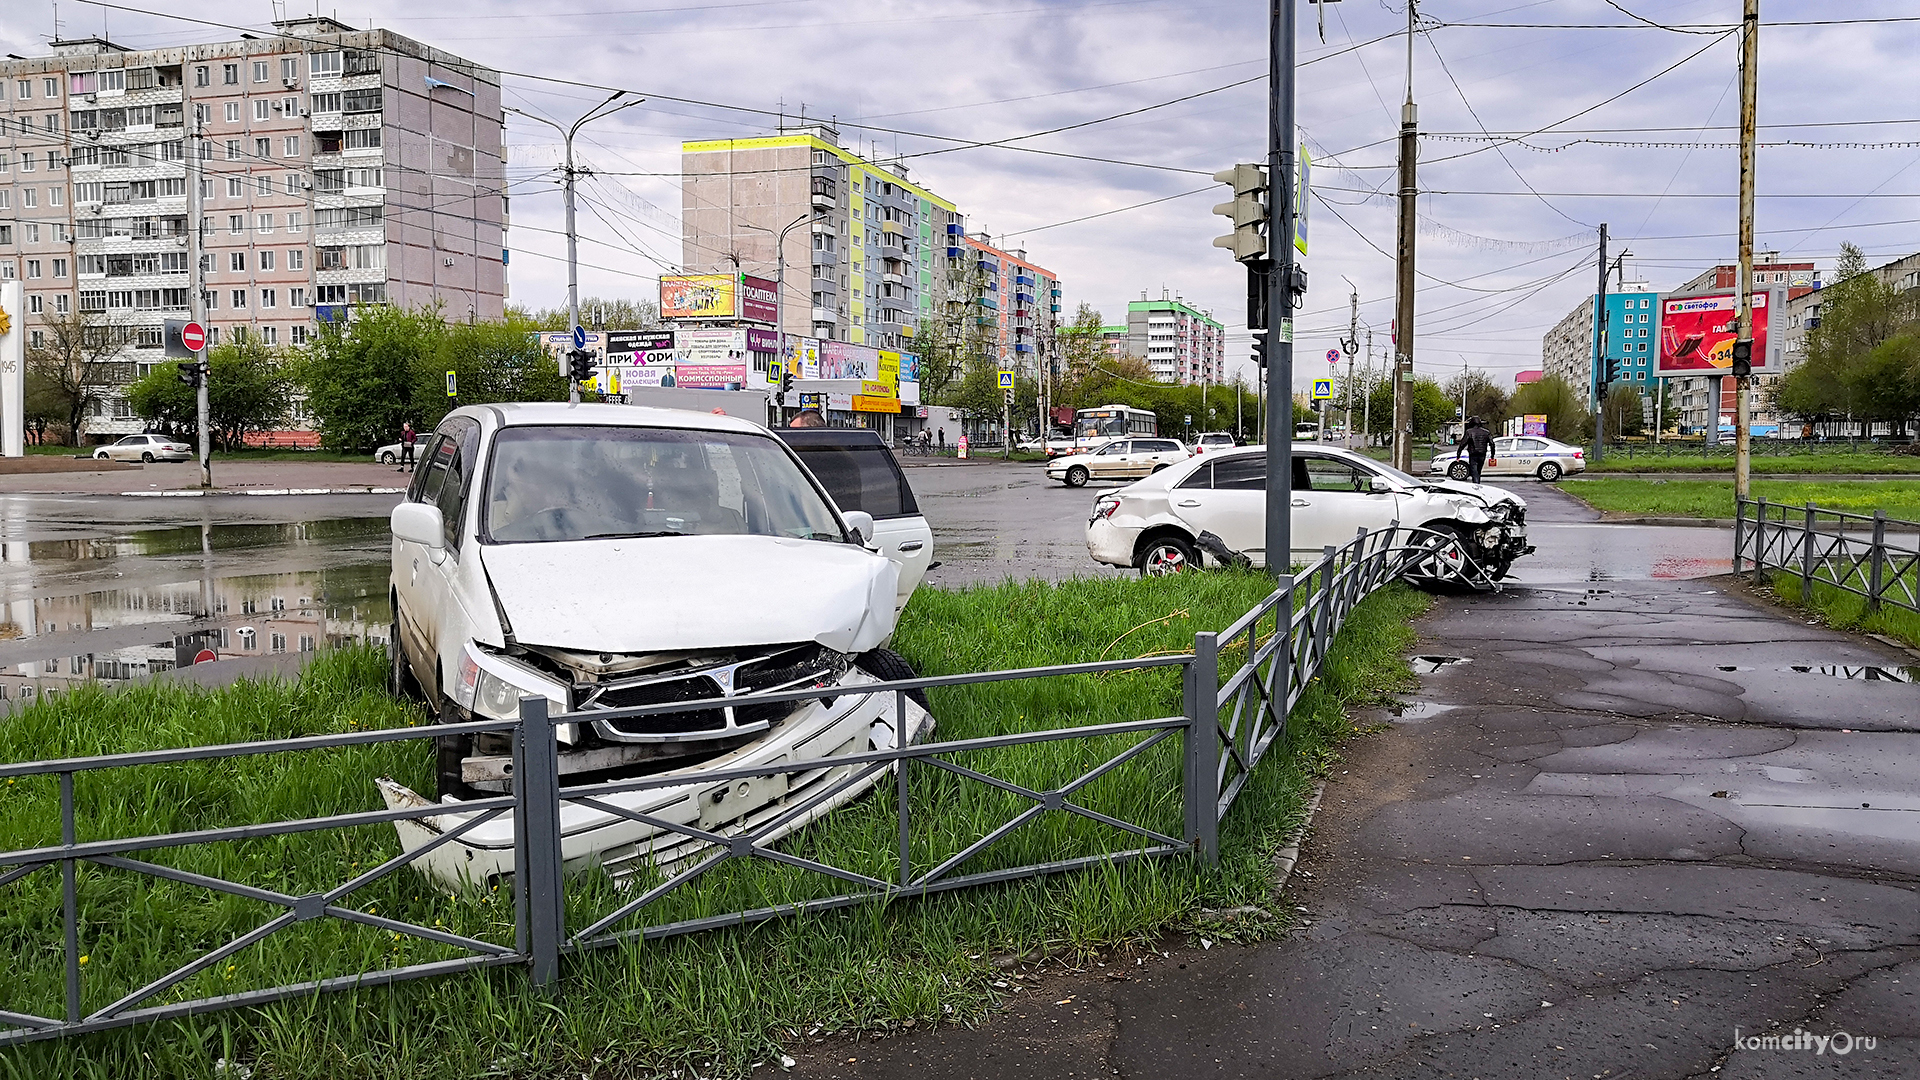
[1072,405,1158,453]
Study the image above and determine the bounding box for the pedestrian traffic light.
[1251,331,1269,370]
[567,349,593,383]
[176,360,205,389]
[1211,164,1268,263]
[1730,339,1753,378]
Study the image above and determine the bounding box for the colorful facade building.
[952,234,1060,378]
[1123,290,1224,385]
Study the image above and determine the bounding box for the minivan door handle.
[1291,499,1311,507]
[899,540,924,552]
[1176,499,1201,507]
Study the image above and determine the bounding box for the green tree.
[298,306,445,452]
[1509,374,1591,443]
[129,339,296,450]
[423,315,570,428]
[522,296,660,331]
[1443,368,1510,426]
[24,310,129,445]
[1777,242,1920,433]
[1601,383,1646,440]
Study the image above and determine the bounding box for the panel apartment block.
[0,17,503,437]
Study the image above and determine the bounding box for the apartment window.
[310,91,341,114]
[289,285,306,305]
[29,330,42,348]
[231,289,247,308]
[228,177,244,197]
[252,61,269,84]
[255,138,271,159]
[54,294,68,314]
[42,78,56,97]
[222,64,238,86]
[229,214,245,234]
[224,101,240,123]
[256,175,272,196]
[270,633,286,654]
[230,252,246,272]
[195,65,210,87]
[291,324,307,345]
[287,212,304,233]
[24,224,39,242]
[48,188,62,207]
[19,154,32,172]
[21,190,34,209]
[281,96,298,117]
[284,174,300,195]
[261,288,276,308]
[0,153,7,173]
[256,214,274,233]
[225,139,241,160]
[262,326,278,345]
[259,250,275,271]
[52,258,66,278]
[14,80,28,99]
[283,135,300,156]
[310,51,342,77]
[253,99,270,122]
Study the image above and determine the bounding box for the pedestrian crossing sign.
[998,370,1014,389]
[1312,379,1332,400]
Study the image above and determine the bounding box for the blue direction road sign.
[1311,379,1332,400]
[571,325,588,350]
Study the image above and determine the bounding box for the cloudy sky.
[9,0,1918,392]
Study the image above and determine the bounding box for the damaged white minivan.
[381,403,932,889]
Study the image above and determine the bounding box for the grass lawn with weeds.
[1587,451,1920,475]
[1562,478,1920,523]
[1762,570,1920,652]
[0,573,1428,1080]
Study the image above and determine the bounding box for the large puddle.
[1,518,390,707]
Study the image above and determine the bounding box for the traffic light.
[1211,164,1268,263]
[1604,355,1626,384]
[567,349,593,383]
[1730,339,1753,378]
[1251,331,1269,370]
[780,368,795,395]
[176,361,206,389]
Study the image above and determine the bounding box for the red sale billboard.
[1656,291,1771,375]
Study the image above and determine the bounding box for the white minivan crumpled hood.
[480,535,900,654]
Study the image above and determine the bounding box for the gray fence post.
[517,696,565,988]
[1803,503,1818,595]
[1183,633,1220,866]
[1868,510,1887,614]
[1733,497,1747,576]
[1754,497,1768,579]
[1316,546,1337,664]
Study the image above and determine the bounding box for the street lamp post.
[505,93,647,404]
[741,211,821,423]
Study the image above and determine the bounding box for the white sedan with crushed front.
[380,403,932,890]
[1085,445,1533,581]
[1434,435,1586,482]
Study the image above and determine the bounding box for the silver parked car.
[1046,437,1190,487]
[1435,435,1586,482]
[93,433,193,463]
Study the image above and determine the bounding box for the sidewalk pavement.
[0,458,413,496]
[791,576,1920,1078]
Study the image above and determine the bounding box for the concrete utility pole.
[186,120,210,488]
[1591,222,1608,464]
[1264,0,1300,576]
[1341,277,1358,447]
[506,93,645,405]
[1391,0,1418,473]
[1363,328,1373,449]
[1734,0,1760,501]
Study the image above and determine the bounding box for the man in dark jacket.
[1460,416,1494,483]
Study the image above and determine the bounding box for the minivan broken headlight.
[453,642,569,721]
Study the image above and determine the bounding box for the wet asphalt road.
[788,477,1920,1079]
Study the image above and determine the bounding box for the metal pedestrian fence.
[1736,497,1920,616]
[0,524,1438,1047]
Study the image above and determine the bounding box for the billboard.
[605,330,675,390]
[787,336,820,379]
[660,274,738,320]
[1657,291,1771,375]
[740,275,779,324]
[744,327,780,354]
[818,341,878,380]
[675,328,747,388]
[1522,414,1548,436]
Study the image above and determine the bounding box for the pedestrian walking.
[1460,415,1493,484]
[399,420,416,473]
[937,427,947,451]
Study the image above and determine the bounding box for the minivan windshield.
[483,426,845,544]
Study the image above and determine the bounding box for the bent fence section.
[1736,497,1920,617]
[0,525,1432,1047]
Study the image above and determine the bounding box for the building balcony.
[811,193,836,212]
[977,259,999,275]
[881,219,906,235]
[1014,274,1034,286]
[946,246,963,259]
[945,222,964,236]
[811,307,838,324]
[882,272,903,286]
[1014,343,1032,354]
[977,296,998,310]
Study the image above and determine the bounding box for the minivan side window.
[407,435,445,503]
[434,439,467,551]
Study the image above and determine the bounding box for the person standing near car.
[1460,415,1493,483]
[398,420,416,473]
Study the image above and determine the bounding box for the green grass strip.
[0,573,1427,1079]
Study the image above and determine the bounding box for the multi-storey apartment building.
[0,18,505,438]
[1123,290,1223,385]
[681,123,958,352]
[952,234,1060,377]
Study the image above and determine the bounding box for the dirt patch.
[0,456,137,474]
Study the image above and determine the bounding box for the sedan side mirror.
[391,501,445,550]
[1369,476,1394,494]
[842,510,876,547]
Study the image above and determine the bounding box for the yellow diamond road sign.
[1312,379,1332,400]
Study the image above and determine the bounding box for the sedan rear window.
[482,426,844,544]
[786,443,918,519]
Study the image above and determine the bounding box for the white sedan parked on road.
[1047,437,1190,487]
[93,433,193,463]
[1434,435,1586,482]
[1086,445,1532,580]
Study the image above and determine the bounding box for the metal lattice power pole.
[1734,0,1760,501]
[1391,0,1418,473]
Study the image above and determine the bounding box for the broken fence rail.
[0,524,1433,1046]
